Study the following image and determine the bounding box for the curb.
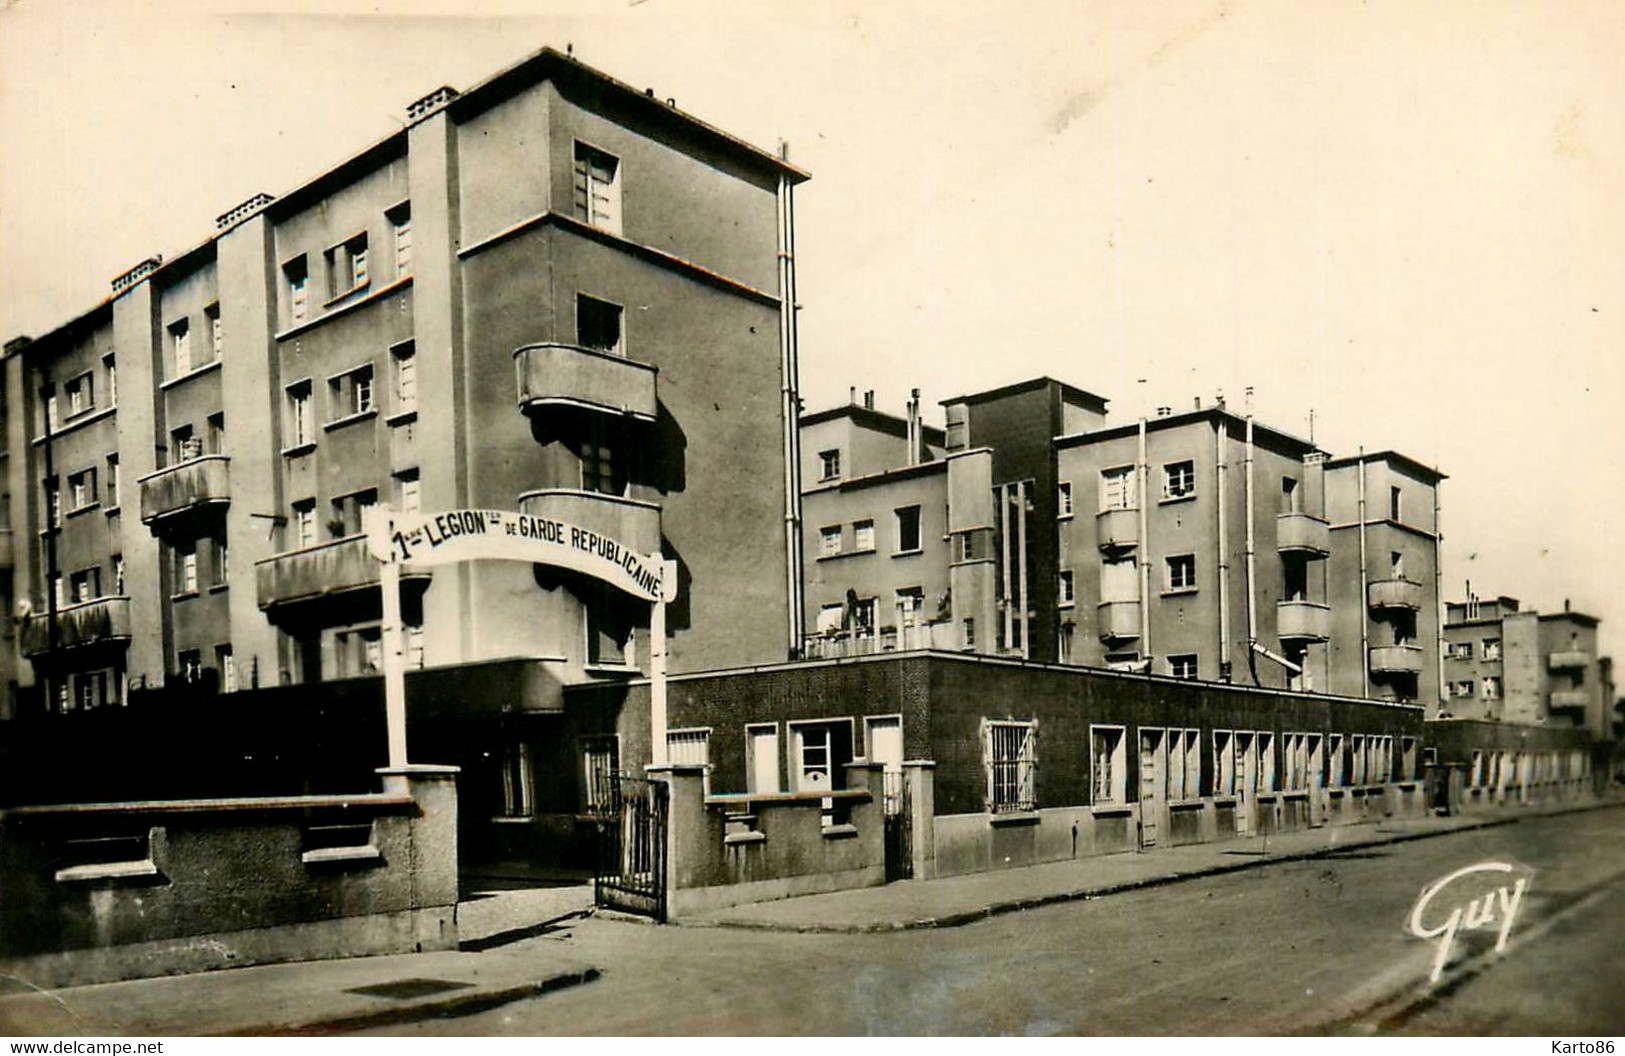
[226,967,602,1037]
[679,803,1624,935]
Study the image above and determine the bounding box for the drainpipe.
[1216,418,1230,679]
[40,373,59,712]
[1244,412,1257,679]
[776,165,805,658]
[1433,473,1445,708]
[1138,418,1151,666]
[1357,449,1369,699]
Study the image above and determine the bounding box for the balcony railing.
[256,536,429,611]
[1276,512,1330,558]
[1548,650,1591,671]
[1097,600,1142,643]
[21,596,132,657]
[801,623,939,660]
[1095,507,1138,552]
[139,455,231,525]
[1369,644,1424,675]
[1276,600,1330,642]
[1368,578,1423,611]
[516,489,661,558]
[514,343,658,422]
[1548,690,1589,713]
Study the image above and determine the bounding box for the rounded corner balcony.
[1095,507,1139,552]
[1276,512,1330,558]
[517,489,661,559]
[255,535,431,613]
[1096,600,1142,643]
[21,596,133,657]
[1276,599,1330,643]
[138,455,231,528]
[1548,650,1591,671]
[1368,578,1423,611]
[1369,644,1425,675]
[514,343,659,423]
[1548,690,1589,715]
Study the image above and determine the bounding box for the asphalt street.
[353,807,1625,1035]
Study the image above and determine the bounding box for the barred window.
[985,720,1037,813]
[581,736,620,816]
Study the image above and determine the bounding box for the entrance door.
[1236,732,1257,836]
[1139,729,1164,847]
[866,717,904,812]
[748,725,780,794]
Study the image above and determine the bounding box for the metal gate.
[594,774,669,922]
[883,768,913,882]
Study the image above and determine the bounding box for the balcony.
[139,455,230,526]
[1276,512,1330,558]
[1368,578,1423,611]
[256,536,430,611]
[1548,650,1591,671]
[1548,690,1589,714]
[1369,644,1424,675]
[21,596,132,657]
[1095,507,1139,552]
[514,343,658,423]
[1097,600,1142,643]
[517,489,662,558]
[1276,600,1330,642]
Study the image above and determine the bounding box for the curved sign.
[367,508,666,602]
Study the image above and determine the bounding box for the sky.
[2,0,1622,667]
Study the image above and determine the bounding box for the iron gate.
[594,774,669,922]
[883,768,913,882]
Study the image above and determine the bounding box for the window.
[1449,680,1476,699]
[67,468,95,512]
[112,555,125,595]
[1168,653,1198,680]
[104,353,117,405]
[1212,731,1237,796]
[178,649,203,684]
[405,622,426,669]
[962,617,975,649]
[1448,641,1474,661]
[852,519,875,552]
[1281,476,1301,513]
[205,303,223,361]
[50,574,65,610]
[1400,737,1418,781]
[1100,465,1137,510]
[327,233,369,296]
[789,720,852,795]
[572,142,621,234]
[208,533,229,588]
[1390,550,1405,580]
[207,413,226,455]
[329,489,377,539]
[1482,676,1503,700]
[286,381,313,448]
[173,541,198,595]
[1166,554,1197,592]
[1057,481,1074,518]
[983,720,1038,813]
[1349,735,1367,785]
[217,645,237,693]
[395,469,421,514]
[1057,569,1075,607]
[815,603,844,635]
[391,341,417,412]
[819,525,842,558]
[69,567,100,604]
[818,449,841,482]
[581,736,620,815]
[955,530,987,563]
[292,500,317,548]
[1162,460,1195,500]
[284,257,309,324]
[894,505,921,553]
[577,294,624,356]
[1091,725,1126,805]
[64,372,94,417]
[586,584,635,667]
[330,365,374,419]
[170,318,192,376]
[667,728,712,794]
[45,478,61,528]
[1166,728,1201,800]
[1482,638,1502,661]
[579,431,624,496]
[895,586,925,628]
[499,742,533,818]
[105,455,120,508]
[388,202,412,277]
[171,425,201,464]
[1389,486,1402,522]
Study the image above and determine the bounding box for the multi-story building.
[802,382,1445,713]
[2,47,809,811]
[1443,595,1611,737]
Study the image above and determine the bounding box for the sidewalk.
[679,800,1620,933]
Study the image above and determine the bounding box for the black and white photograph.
[0,0,1622,1039]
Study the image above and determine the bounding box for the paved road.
[356,808,1625,1035]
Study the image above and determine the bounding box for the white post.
[367,506,409,770]
[649,556,678,766]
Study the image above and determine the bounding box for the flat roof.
[1054,406,1324,457]
[1325,450,1448,483]
[939,376,1110,414]
[800,403,946,444]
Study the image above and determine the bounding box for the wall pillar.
[904,759,937,880]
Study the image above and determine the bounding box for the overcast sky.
[2,0,1621,670]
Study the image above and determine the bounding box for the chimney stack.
[863,390,875,410]
[906,388,922,467]
[1156,406,1172,418]
[849,386,858,406]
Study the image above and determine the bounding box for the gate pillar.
[903,760,937,881]
[647,763,706,917]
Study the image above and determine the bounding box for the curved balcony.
[1369,644,1424,675]
[1548,690,1589,714]
[1276,512,1330,558]
[1548,650,1590,671]
[1368,578,1423,611]
[514,343,658,422]
[139,455,230,527]
[1097,600,1142,643]
[517,489,662,558]
[1276,600,1330,643]
[21,596,132,657]
[1095,507,1139,552]
[256,535,430,611]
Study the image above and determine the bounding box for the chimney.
[1565,598,1571,613]
[906,388,921,467]
[1194,396,1202,410]
[1215,391,1227,411]
[1156,406,1172,418]
[849,386,858,406]
[864,390,875,410]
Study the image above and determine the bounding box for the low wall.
[661,763,887,917]
[0,766,459,988]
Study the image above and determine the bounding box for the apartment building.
[1443,595,1611,738]
[2,48,808,815]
